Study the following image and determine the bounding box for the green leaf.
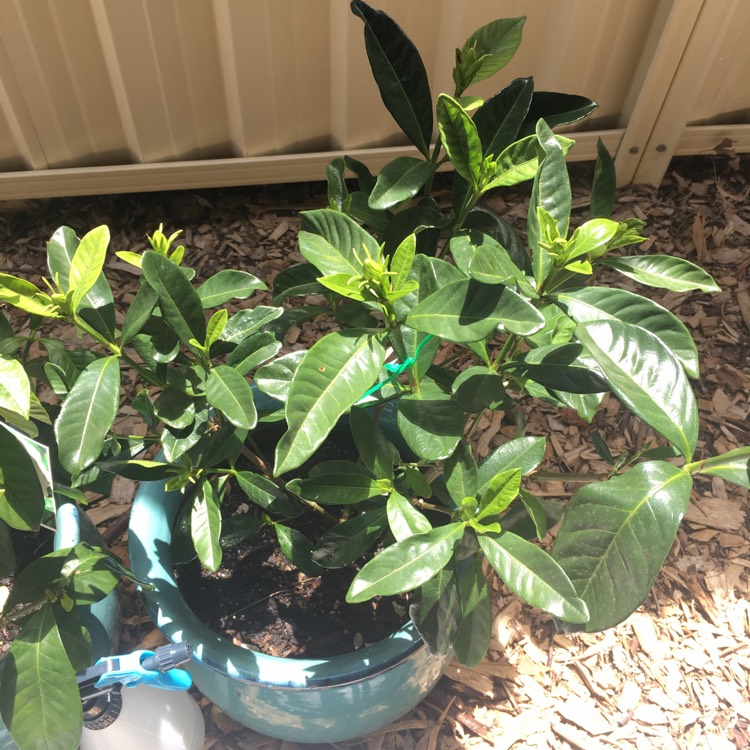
[397,381,465,461]
[444,440,478,501]
[153,388,195,430]
[0,356,31,419]
[590,138,616,219]
[255,350,306,402]
[275,525,323,577]
[68,225,110,312]
[289,473,390,505]
[99,459,174,481]
[601,255,720,293]
[529,120,572,285]
[368,157,434,210]
[55,356,120,476]
[552,462,692,630]
[272,263,326,304]
[234,471,301,516]
[0,426,45,530]
[410,566,460,655]
[205,365,257,430]
[191,480,223,571]
[326,157,347,210]
[351,1,433,156]
[451,366,507,412]
[312,508,388,568]
[141,251,206,345]
[0,274,56,317]
[347,522,464,602]
[477,468,521,520]
[436,94,483,188]
[519,489,548,539]
[197,269,265,308]
[509,343,608,394]
[0,519,14,575]
[464,232,525,285]
[453,557,492,667]
[343,191,392,233]
[220,515,265,550]
[387,490,432,542]
[685,447,750,489]
[226,331,281,376]
[48,225,116,339]
[350,407,394,479]
[121,282,158,344]
[407,279,544,342]
[0,605,82,750]
[522,92,598,134]
[299,209,379,277]
[477,436,546,495]
[557,286,700,378]
[220,306,284,344]
[479,532,588,623]
[275,331,385,474]
[345,155,377,193]
[577,321,698,459]
[473,77,533,157]
[458,17,525,87]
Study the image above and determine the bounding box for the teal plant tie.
[358,335,434,402]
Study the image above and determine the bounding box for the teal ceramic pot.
[0,504,120,749]
[128,477,451,743]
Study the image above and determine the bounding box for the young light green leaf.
[479,531,588,623]
[577,321,698,460]
[437,94,483,188]
[387,490,432,542]
[552,462,692,630]
[68,225,110,312]
[477,436,546,495]
[275,331,385,475]
[477,468,521,521]
[346,522,464,603]
[55,356,120,477]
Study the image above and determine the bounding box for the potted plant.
[1,2,748,747]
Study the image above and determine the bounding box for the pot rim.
[129,477,428,690]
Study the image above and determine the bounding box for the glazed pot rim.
[128,476,428,690]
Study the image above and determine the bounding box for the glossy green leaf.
[0,274,55,317]
[220,307,284,344]
[437,94,483,188]
[519,489,547,539]
[453,557,492,667]
[0,605,82,750]
[350,407,394,479]
[121,282,158,344]
[67,225,110,313]
[153,388,195,430]
[55,356,120,476]
[557,286,700,378]
[0,426,45,531]
[444,440,478,501]
[351,1,433,156]
[465,232,525,285]
[48,225,116,340]
[0,519,14,575]
[312,508,388,568]
[529,120,571,285]
[326,157,347,210]
[590,138,616,219]
[387,490,432,542]
[345,155,377,193]
[205,365,257,430]
[347,522,464,603]
[408,278,544,342]
[191,480,223,571]
[234,471,301,516]
[410,565,460,655]
[473,77,533,157]
[451,366,507,412]
[601,255,720,293]
[289,474,390,505]
[0,356,31,419]
[99,459,174,481]
[141,251,206,345]
[343,191,392,233]
[477,436,546,495]
[479,531,588,623]
[220,515,264,550]
[368,157,434,210]
[197,269,265,308]
[271,263,326,304]
[477,468,521,520]
[299,209,379,277]
[577,321,698,459]
[226,331,281,376]
[552,461,692,630]
[275,331,385,475]
[397,381,465,461]
[510,343,608,394]
[255,350,306,402]
[685,447,750,489]
[521,91,598,134]
[457,17,525,87]
[275,524,323,577]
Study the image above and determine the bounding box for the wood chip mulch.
[0,153,748,750]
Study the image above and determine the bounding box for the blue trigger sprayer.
[77,642,205,750]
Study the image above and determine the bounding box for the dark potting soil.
[174,425,410,659]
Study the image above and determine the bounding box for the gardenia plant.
[1,4,749,749]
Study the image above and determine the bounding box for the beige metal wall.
[0,0,746,199]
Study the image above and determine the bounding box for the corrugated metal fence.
[0,0,747,199]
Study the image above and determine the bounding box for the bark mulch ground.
[0,152,748,749]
